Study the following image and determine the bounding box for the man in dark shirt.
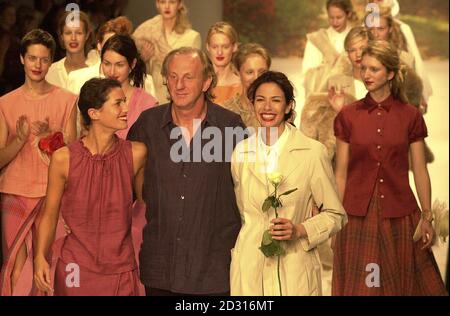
[128,47,247,296]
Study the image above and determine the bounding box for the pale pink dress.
[116,87,156,296]
[0,86,76,296]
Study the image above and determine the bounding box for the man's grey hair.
[161,47,217,101]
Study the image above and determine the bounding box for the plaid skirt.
[332,189,447,296]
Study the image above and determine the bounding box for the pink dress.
[116,88,157,140]
[0,86,76,197]
[53,137,139,296]
[0,86,76,296]
[115,87,156,296]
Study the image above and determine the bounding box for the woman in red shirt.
[332,40,446,295]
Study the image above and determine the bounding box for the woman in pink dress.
[34,78,147,296]
[100,35,157,295]
[100,34,158,139]
[0,29,77,296]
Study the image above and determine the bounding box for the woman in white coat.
[230,71,347,296]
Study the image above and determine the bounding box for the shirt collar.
[358,93,395,112]
[241,123,312,155]
[160,99,219,128]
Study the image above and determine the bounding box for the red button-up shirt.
[334,94,428,218]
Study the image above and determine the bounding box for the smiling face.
[361,54,394,93]
[101,50,135,85]
[347,37,369,70]
[239,54,269,92]
[166,52,212,110]
[253,82,292,137]
[20,44,52,82]
[156,0,181,21]
[61,23,88,55]
[207,33,237,68]
[90,87,128,130]
[328,5,349,33]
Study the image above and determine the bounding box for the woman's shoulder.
[179,28,201,43]
[136,15,162,30]
[130,140,147,157]
[307,27,327,38]
[292,128,327,153]
[395,100,422,116]
[134,88,158,105]
[52,145,71,165]
[50,85,78,102]
[339,99,362,116]
[0,86,23,104]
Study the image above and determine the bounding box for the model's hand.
[420,220,435,250]
[328,86,345,113]
[419,97,428,114]
[61,218,72,235]
[34,256,53,294]
[31,117,50,137]
[140,40,155,62]
[270,218,306,240]
[311,204,320,217]
[16,115,30,143]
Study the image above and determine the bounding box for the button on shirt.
[127,101,245,294]
[334,94,428,218]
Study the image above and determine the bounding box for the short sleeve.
[409,109,428,143]
[334,110,350,143]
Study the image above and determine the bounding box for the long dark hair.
[101,34,147,88]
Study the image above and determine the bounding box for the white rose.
[267,172,283,186]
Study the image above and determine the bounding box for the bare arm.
[410,140,431,211]
[0,113,29,169]
[410,140,434,249]
[335,138,350,201]
[131,141,148,202]
[64,102,78,144]
[34,147,69,293]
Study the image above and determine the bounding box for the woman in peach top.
[206,22,241,106]
[0,29,77,296]
[100,34,157,296]
[223,43,271,130]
